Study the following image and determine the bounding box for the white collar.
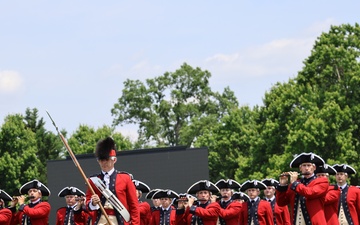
[102,168,115,176]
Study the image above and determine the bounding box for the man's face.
[263,186,275,198]
[152,198,161,207]
[234,199,244,203]
[246,188,260,199]
[28,188,42,202]
[220,188,232,201]
[299,163,316,176]
[336,172,348,185]
[160,197,172,208]
[65,195,77,206]
[316,173,329,181]
[136,190,142,199]
[97,157,117,172]
[196,190,210,201]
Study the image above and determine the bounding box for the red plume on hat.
[95,137,117,160]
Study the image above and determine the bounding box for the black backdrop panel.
[47,146,209,224]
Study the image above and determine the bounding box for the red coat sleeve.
[139,202,151,225]
[121,174,140,225]
[293,177,329,199]
[274,204,291,225]
[193,202,220,219]
[21,202,51,220]
[0,208,12,225]
[218,201,242,219]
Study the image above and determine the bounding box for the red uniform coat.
[276,176,329,225]
[86,172,140,225]
[150,206,176,225]
[337,185,360,225]
[217,200,242,225]
[11,202,51,225]
[139,201,151,225]
[267,199,290,225]
[274,203,290,225]
[55,207,90,225]
[324,185,340,225]
[176,202,221,225]
[239,200,274,225]
[0,208,12,225]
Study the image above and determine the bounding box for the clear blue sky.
[1,1,359,140]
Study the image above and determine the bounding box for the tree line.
[1,23,360,195]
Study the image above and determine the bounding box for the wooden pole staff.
[46,111,112,225]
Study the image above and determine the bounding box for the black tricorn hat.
[261,178,279,187]
[0,190,12,201]
[215,179,241,190]
[145,189,162,199]
[232,192,249,202]
[95,137,117,160]
[315,164,337,175]
[152,189,179,199]
[133,180,151,193]
[58,187,85,197]
[187,180,220,195]
[289,152,325,168]
[333,164,356,175]
[240,180,267,192]
[19,179,51,196]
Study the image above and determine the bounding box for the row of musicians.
[0,163,359,225]
[137,162,360,225]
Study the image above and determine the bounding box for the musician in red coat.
[333,164,360,225]
[276,152,329,225]
[56,186,90,225]
[0,190,13,225]
[315,164,340,225]
[239,180,274,225]
[176,180,221,225]
[231,192,249,203]
[145,189,162,212]
[214,179,242,225]
[10,179,51,225]
[86,137,139,225]
[150,190,178,225]
[133,180,152,225]
[261,178,290,225]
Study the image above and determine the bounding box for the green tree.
[67,124,133,155]
[257,23,360,184]
[0,114,42,195]
[111,63,238,147]
[286,23,360,184]
[195,106,258,182]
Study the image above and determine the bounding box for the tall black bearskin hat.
[95,137,117,160]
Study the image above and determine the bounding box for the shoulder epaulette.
[116,171,133,179]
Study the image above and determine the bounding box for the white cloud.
[0,70,24,93]
[204,37,314,79]
[203,20,336,79]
